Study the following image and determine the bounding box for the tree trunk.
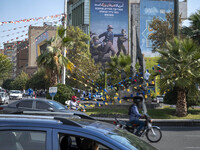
[175,89,187,117]
[50,71,58,86]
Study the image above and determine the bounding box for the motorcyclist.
[69,96,79,110]
[127,95,145,136]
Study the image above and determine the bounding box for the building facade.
[27,24,57,76]
[68,0,90,34]
[16,41,29,76]
[68,0,187,59]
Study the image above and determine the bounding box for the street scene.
[0,0,200,150]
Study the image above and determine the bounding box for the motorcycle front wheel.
[146,126,162,143]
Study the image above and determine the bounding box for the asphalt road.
[142,127,200,150]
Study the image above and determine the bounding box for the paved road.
[142,127,200,150]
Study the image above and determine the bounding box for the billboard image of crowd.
[90,0,129,64]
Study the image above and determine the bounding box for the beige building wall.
[28,25,56,67]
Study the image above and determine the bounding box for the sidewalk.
[94,117,200,126]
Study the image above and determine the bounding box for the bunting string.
[0,14,64,26]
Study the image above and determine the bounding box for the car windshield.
[48,101,66,110]
[70,119,156,150]
[106,129,157,150]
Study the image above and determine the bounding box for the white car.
[0,92,9,104]
[9,90,23,100]
[156,96,164,103]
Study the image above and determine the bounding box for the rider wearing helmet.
[69,96,79,110]
[127,95,145,136]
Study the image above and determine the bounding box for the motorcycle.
[114,96,162,143]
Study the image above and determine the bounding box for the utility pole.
[174,0,179,36]
[62,0,67,84]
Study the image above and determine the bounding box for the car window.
[47,101,66,110]
[59,133,111,150]
[106,129,156,150]
[17,101,32,108]
[0,130,46,150]
[36,101,50,110]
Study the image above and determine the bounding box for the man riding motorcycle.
[127,95,145,136]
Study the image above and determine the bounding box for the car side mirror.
[48,107,54,112]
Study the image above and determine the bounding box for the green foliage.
[149,11,181,52]
[66,26,101,90]
[106,54,131,85]
[150,89,156,99]
[156,38,200,93]
[181,10,200,44]
[2,78,14,90]
[156,37,200,116]
[46,83,74,104]
[28,69,50,90]
[0,54,12,82]
[37,26,73,86]
[164,87,200,109]
[11,71,29,90]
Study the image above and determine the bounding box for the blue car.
[0,114,157,150]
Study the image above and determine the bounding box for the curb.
[94,117,200,126]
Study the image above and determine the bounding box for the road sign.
[49,87,57,93]
[49,87,57,100]
[28,88,33,95]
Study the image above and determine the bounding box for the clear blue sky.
[0,0,64,21]
[0,0,65,48]
[0,0,200,48]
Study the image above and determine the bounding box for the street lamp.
[62,0,67,84]
[174,0,179,36]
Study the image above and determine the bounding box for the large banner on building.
[140,0,174,57]
[90,0,129,64]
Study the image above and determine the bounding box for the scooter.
[114,96,162,143]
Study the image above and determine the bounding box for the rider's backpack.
[128,104,134,115]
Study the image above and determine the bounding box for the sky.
[0,0,200,48]
[0,0,64,48]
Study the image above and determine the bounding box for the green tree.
[66,26,101,90]
[0,54,12,83]
[11,71,29,90]
[149,11,181,52]
[46,83,74,104]
[106,54,131,85]
[37,27,74,86]
[181,10,200,44]
[28,69,50,90]
[2,78,14,90]
[156,38,200,117]
[164,87,200,109]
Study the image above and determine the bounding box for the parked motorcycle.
[114,95,162,143]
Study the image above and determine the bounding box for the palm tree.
[156,38,200,117]
[37,27,74,86]
[181,10,200,44]
[106,54,131,85]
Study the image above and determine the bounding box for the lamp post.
[62,0,67,84]
[174,0,179,36]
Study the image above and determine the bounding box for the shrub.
[46,83,75,104]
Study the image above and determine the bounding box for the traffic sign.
[49,87,57,100]
[49,87,57,93]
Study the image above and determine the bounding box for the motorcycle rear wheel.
[146,126,162,143]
